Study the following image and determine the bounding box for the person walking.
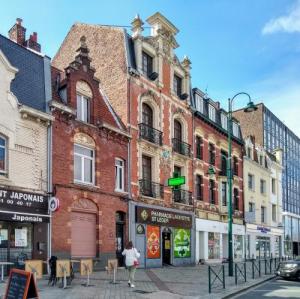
[122,241,140,288]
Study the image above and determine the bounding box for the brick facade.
[50,37,129,267]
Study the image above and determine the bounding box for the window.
[249,202,255,212]
[233,156,238,176]
[209,180,215,204]
[232,122,239,138]
[142,51,153,77]
[260,179,266,194]
[259,155,264,166]
[196,175,203,200]
[220,150,227,175]
[234,188,239,211]
[196,136,203,160]
[173,74,182,97]
[221,113,227,130]
[76,94,90,122]
[174,120,182,141]
[208,105,216,122]
[246,147,251,159]
[0,135,7,175]
[248,174,254,190]
[272,204,276,222]
[115,159,125,192]
[74,144,94,184]
[195,94,203,113]
[261,206,266,223]
[272,178,276,194]
[221,181,227,206]
[209,143,215,165]
[142,103,153,127]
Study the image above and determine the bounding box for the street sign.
[167,176,185,187]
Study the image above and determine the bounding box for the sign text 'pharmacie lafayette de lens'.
[0,188,48,213]
[136,206,192,228]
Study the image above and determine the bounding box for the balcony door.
[174,120,182,141]
[142,155,152,196]
[142,103,153,127]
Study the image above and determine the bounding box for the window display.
[208,232,220,259]
[234,235,244,259]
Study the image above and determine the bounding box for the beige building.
[244,136,284,258]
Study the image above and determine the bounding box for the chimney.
[25,32,41,52]
[8,18,26,45]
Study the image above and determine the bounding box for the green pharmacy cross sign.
[167,173,185,187]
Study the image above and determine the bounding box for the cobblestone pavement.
[0,263,275,299]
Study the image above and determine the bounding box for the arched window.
[142,103,153,127]
[0,135,7,175]
[76,81,93,123]
[174,120,182,141]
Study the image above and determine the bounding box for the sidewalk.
[0,264,275,299]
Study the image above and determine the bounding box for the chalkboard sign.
[4,269,39,299]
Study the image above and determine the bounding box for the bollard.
[244,262,247,282]
[208,266,211,294]
[259,259,261,277]
[252,260,254,279]
[235,263,237,285]
[222,265,225,289]
[264,259,267,275]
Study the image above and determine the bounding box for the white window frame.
[0,135,7,175]
[248,174,255,191]
[208,104,216,122]
[260,179,266,194]
[221,113,228,130]
[232,122,239,138]
[76,93,90,122]
[74,144,94,185]
[195,94,204,113]
[115,158,125,192]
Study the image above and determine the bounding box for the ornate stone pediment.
[74,132,95,147]
[71,198,97,212]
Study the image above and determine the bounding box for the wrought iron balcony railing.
[172,138,191,157]
[173,189,193,205]
[139,179,164,199]
[139,123,162,146]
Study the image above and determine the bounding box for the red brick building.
[50,37,130,267]
[192,88,245,262]
[53,13,196,267]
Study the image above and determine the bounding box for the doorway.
[293,242,299,256]
[116,212,125,266]
[162,231,171,265]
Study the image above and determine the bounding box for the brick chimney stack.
[8,18,26,46]
[25,32,41,52]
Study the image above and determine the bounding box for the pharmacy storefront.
[0,188,50,269]
[196,218,245,262]
[245,223,284,259]
[129,202,195,268]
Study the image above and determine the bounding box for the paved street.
[0,264,275,299]
[233,277,300,299]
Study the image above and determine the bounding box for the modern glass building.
[234,103,300,256]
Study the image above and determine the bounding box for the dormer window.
[246,147,252,159]
[221,113,227,130]
[208,104,216,122]
[195,94,204,113]
[173,74,182,97]
[142,51,153,78]
[232,122,240,138]
[0,135,7,176]
[77,93,90,123]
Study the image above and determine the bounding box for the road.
[233,277,300,298]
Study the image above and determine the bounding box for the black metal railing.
[208,265,225,294]
[139,123,162,146]
[173,189,193,205]
[172,138,191,157]
[139,179,164,199]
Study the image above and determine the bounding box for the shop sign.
[257,226,271,233]
[174,228,191,258]
[0,188,48,214]
[147,225,160,259]
[136,206,192,228]
[0,211,50,223]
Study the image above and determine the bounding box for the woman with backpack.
[122,241,140,288]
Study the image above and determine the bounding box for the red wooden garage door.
[71,212,96,257]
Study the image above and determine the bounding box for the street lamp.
[227,92,257,277]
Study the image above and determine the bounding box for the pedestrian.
[122,241,140,288]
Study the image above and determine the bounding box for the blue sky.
[1,0,300,135]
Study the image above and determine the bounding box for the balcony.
[173,189,193,205]
[172,138,191,157]
[139,179,164,199]
[139,123,162,146]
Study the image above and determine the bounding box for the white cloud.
[262,0,300,34]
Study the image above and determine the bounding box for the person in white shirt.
[122,241,140,287]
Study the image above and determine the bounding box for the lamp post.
[227,92,257,276]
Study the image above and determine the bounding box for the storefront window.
[208,232,220,259]
[284,241,292,257]
[234,235,244,259]
[274,236,281,257]
[256,236,270,258]
[284,216,292,241]
[292,218,299,242]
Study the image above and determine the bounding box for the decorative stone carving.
[76,80,93,98]
[72,198,98,212]
[74,132,95,147]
